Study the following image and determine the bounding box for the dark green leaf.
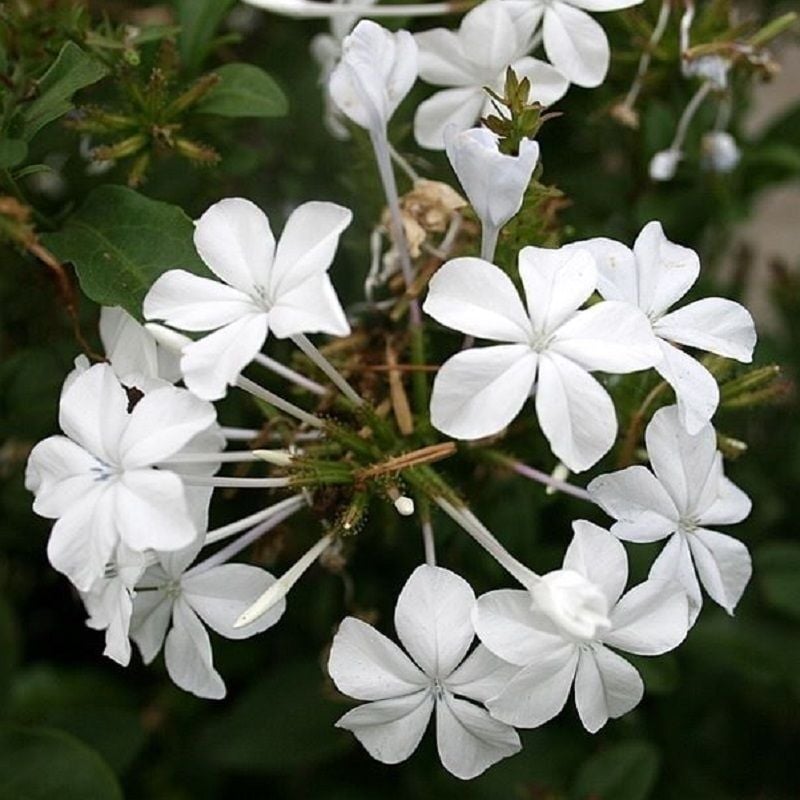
[0,725,123,800]
[41,185,209,319]
[21,42,108,140]
[0,139,27,169]
[175,0,236,72]
[196,63,288,118]
[756,542,800,620]
[571,741,660,800]
[199,660,352,773]
[0,597,19,708]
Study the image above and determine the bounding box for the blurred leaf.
[41,185,209,319]
[196,64,288,118]
[175,0,236,72]
[0,597,19,708]
[0,725,123,800]
[627,653,679,695]
[754,101,800,148]
[0,139,27,169]
[199,659,352,773]
[21,42,108,139]
[570,741,660,800]
[756,542,800,621]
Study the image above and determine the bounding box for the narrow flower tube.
[254,352,327,396]
[291,332,363,405]
[234,533,334,627]
[204,495,307,546]
[242,0,462,18]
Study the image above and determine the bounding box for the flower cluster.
[26,6,761,782]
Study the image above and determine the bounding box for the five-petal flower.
[474,521,689,732]
[423,247,660,471]
[328,564,521,779]
[143,197,352,400]
[588,405,752,622]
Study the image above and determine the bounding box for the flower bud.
[701,131,740,173]
[649,148,681,182]
[531,569,611,640]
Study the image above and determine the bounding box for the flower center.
[532,569,612,641]
[90,458,116,482]
[251,284,274,312]
[529,330,553,353]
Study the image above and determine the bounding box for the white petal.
[415,29,476,86]
[26,436,99,518]
[518,246,597,334]
[143,271,259,332]
[194,197,275,293]
[462,0,529,73]
[645,405,718,515]
[414,86,485,150]
[46,485,116,592]
[114,470,197,552]
[633,221,699,319]
[446,645,519,703]
[269,201,352,297]
[487,646,579,727]
[268,274,350,339]
[649,533,703,625]
[569,238,638,305]
[564,520,629,607]
[130,586,172,664]
[328,617,427,701]
[552,301,660,372]
[605,579,689,655]
[180,314,269,401]
[535,352,617,472]
[394,565,476,679]
[424,257,533,342]
[165,599,226,699]
[473,590,566,667]
[510,56,570,106]
[688,529,751,615]
[574,646,643,734]
[569,0,644,10]
[182,563,285,639]
[653,340,719,435]
[437,693,521,780]
[100,306,159,381]
[543,2,609,88]
[588,465,679,542]
[118,385,216,468]
[58,363,129,464]
[430,345,538,440]
[335,691,434,764]
[655,298,756,362]
[697,476,752,526]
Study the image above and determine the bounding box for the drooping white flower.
[701,131,740,173]
[445,125,539,258]
[423,247,660,471]
[474,521,689,733]
[328,20,417,134]
[588,405,752,622]
[130,537,284,699]
[143,198,352,400]
[414,1,568,149]
[503,0,645,88]
[328,565,521,780]
[571,221,757,433]
[25,363,219,591]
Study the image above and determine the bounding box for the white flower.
[503,0,644,88]
[702,131,740,173]
[588,405,752,622]
[328,565,521,780]
[423,247,660,472]
[572,221,757,432]
[143,197,352,400]
[329,20,417,134]
[474,521,689,733]
[649,148,681,181]
[414,1,568,149]
[445,126,539,238]
[130,537,284,699]
[25,363,219,591]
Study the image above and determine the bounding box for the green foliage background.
[1,1,799,797]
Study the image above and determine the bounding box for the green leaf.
[21,42,108,140]
[756,542,800,620]
[41,185,209,319]
[196,63,288,118]
[0,597,19,708]
[0,139,27,169]
[571,742,660,800]
[0,725,123,800]
[175,0,236,72]
[198,660,352,773]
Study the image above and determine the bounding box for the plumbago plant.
[1,0,799,797]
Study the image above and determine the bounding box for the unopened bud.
[701,131,740,173]
[394,495,415,516]
[253,449,294,467]
[649,148,681,182]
